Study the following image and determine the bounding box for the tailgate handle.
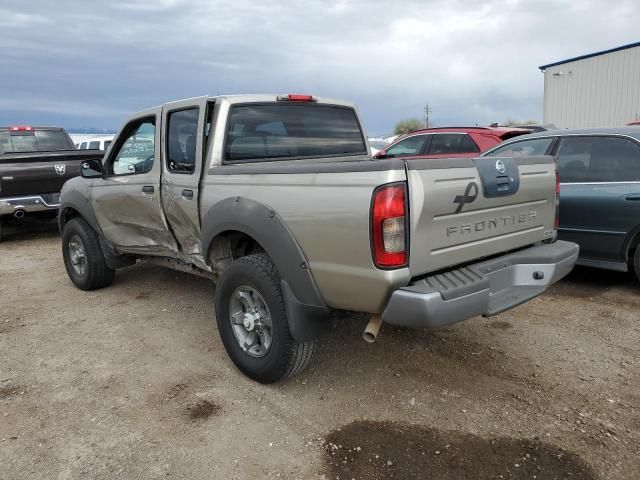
[182,189,194,199]
[141,186,154,194]
[625,194,640,201]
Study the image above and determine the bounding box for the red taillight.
[9,126,33,131]
[371,183,408,268]
[555,169,560,229]
[277,94,316,102]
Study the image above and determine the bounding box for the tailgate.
[406,156,556,276]
[0,151,102,197]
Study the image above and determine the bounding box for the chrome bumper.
[382,240,579,329]
[0,194,60,216]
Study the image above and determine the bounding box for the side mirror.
[81,158,103,178]
[373,150,387,159]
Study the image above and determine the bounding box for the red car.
[373,127,532,160]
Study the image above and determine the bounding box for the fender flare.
[201,197,329,341]
[59,192,134,269]
[58,190,100,233]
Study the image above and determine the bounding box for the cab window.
[486,137,553,157]
[110,118,156,176]
[386,135,428,157]
[167,107,199,174]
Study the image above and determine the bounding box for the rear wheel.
[633,248,640,282]
[214,253,316,383]
[62,217,114,290]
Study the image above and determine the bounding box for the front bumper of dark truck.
[382,240,579,329]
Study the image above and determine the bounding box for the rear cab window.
[224,104,366,162]
[0,128,73,153]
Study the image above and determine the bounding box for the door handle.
[141,186,154,194]
[625,194,640,201]
[182,189,194,199]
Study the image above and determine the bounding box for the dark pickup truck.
[0,126,104,240]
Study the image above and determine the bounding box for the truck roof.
[0,126,67,131]
[131,94,357,119]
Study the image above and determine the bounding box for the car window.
[386,135,428,157]
[110,119,155,176]
[79,142,87,149]
[224,104,366,162]
[485,137,553,157]
[557,136,640,183]
[428,134,479,155]
[88,141,100,149]
[167,107,199,174]
[104,140,112,149]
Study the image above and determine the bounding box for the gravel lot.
[1,222,639,479]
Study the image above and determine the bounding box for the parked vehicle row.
[7,96,636,386]
[57,94,576,383]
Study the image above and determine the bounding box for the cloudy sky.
[1,0,639,135]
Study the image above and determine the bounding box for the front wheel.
[62,217,114,290]
[214,254,316,383]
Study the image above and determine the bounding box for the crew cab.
[0,126,105,240]
[373,127,532,160]
[58,95,578,383]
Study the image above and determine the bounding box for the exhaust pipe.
[363,315,383,343]
[13,209,25,220]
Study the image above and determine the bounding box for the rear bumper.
[0,194,60,216]
[382,240,579,329]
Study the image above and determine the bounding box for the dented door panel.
[92,107,179,256]
[160,97,209,262]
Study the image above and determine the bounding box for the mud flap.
[281,280,330,342]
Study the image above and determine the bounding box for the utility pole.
[424,102,432,128]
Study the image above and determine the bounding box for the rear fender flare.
[201,197,329,341]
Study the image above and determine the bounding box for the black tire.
[633,248,640,282]
[62,217,114,290]
[0,217,3,242]
[214,253,316,383]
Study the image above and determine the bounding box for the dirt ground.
[1,221,639,479]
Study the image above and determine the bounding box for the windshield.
[0,129,73,153]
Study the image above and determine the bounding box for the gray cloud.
[1,0,639,134]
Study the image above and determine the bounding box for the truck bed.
[0,150,104,198]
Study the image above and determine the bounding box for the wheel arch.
[201,197,325,308]
[201,197,329,342]
[622,224,640,264]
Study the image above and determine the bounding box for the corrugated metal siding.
[542,46,640,128]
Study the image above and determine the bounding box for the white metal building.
[539,42,640,128]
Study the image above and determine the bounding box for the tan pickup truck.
[58,94,578,383]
